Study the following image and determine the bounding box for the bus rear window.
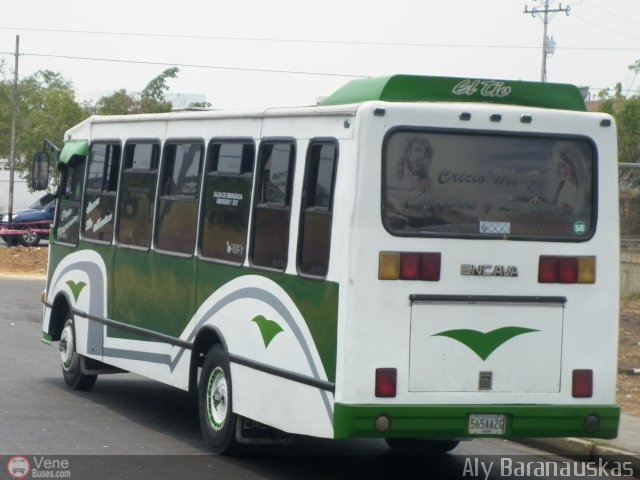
[382,130,595,240]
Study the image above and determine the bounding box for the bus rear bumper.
[333,404,620,440]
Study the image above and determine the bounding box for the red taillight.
[420,253,441,281]
[375,368,397,398]
[400,253,421,280]
[572,369,593,398]
[558,257,578,283]
[538,256,559,283]
[538,256,596,284]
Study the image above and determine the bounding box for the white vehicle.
[36,74,620,454]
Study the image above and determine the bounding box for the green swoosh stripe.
[433,327,539,361]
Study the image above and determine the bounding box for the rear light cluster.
[378,252,441,281]
[538,255,596,284]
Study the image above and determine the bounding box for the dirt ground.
[0,245,48,278]
[1,244,639,416]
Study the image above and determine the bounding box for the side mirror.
[32,152,49,190]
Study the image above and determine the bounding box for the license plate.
[468,414,507,435]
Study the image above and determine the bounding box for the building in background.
[0,159,45,210]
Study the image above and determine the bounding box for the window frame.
[54,155,86,247]
[296,138,339,279]
[154,138,204,257]
[381,126,598,242]
[115,139,161,250]
[249,138,297,272]
[82,140,122,245]
[199,137,256,266]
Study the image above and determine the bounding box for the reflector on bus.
[375,368,397,398]
[572,369,593,398]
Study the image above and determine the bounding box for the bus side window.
[250,140,295,271]
[200,140,255,264]
[83,142,121,243]
[116,142,160,248]
[56,156,86,245]
[298,141,338,277]
[155,141,203,255]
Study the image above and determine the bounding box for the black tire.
[18,230,41,247]
[198,344,241,454]
[60,316,98,391]
[385,438,460,455]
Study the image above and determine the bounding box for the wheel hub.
[60,324,75,370]
[206,367,228,431]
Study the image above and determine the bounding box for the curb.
[517,438,640,478]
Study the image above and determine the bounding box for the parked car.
[1,193,55,247]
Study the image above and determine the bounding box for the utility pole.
[8,35,19,235]
[523,1,570,82]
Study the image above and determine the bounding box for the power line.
[571,14,640,43]
[582,1,640,29]
[21,52,367,79]
[1,47,638,86]
[1,25,639,52]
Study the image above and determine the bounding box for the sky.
[1,0,640,110]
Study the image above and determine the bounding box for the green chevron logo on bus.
[432,327,539,361]
[251,315,284,348]
[65,280,87,302]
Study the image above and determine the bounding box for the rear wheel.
[60,316,98,391]
[198,345,241,454]
[385,438,460,455]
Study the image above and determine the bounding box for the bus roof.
[318,74,586,112]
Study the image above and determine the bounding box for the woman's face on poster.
[407,142,431,179]
[552,152,574,183]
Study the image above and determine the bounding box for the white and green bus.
[34,74,620,454]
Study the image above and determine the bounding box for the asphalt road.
[0,278,625,480]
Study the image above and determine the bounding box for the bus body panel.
[333,102,619,438]
[193,274,335,438]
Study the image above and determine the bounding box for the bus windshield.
[382,130,595,240]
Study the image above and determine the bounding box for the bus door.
[53,145,106,359]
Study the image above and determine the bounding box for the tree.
[597,62,640,163]
[0,66,183,184]
[0,69,84,177]
[93,67,179,115]
[93,88,136,115]
[615,97,640,163]
[139,67,179,113]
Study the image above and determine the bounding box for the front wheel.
[198,345,241,454]
[60,317,97,391]
[385,438,460,455]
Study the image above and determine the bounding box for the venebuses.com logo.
[6,456,71,479]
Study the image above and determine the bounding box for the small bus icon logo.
[7,456,30,479]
